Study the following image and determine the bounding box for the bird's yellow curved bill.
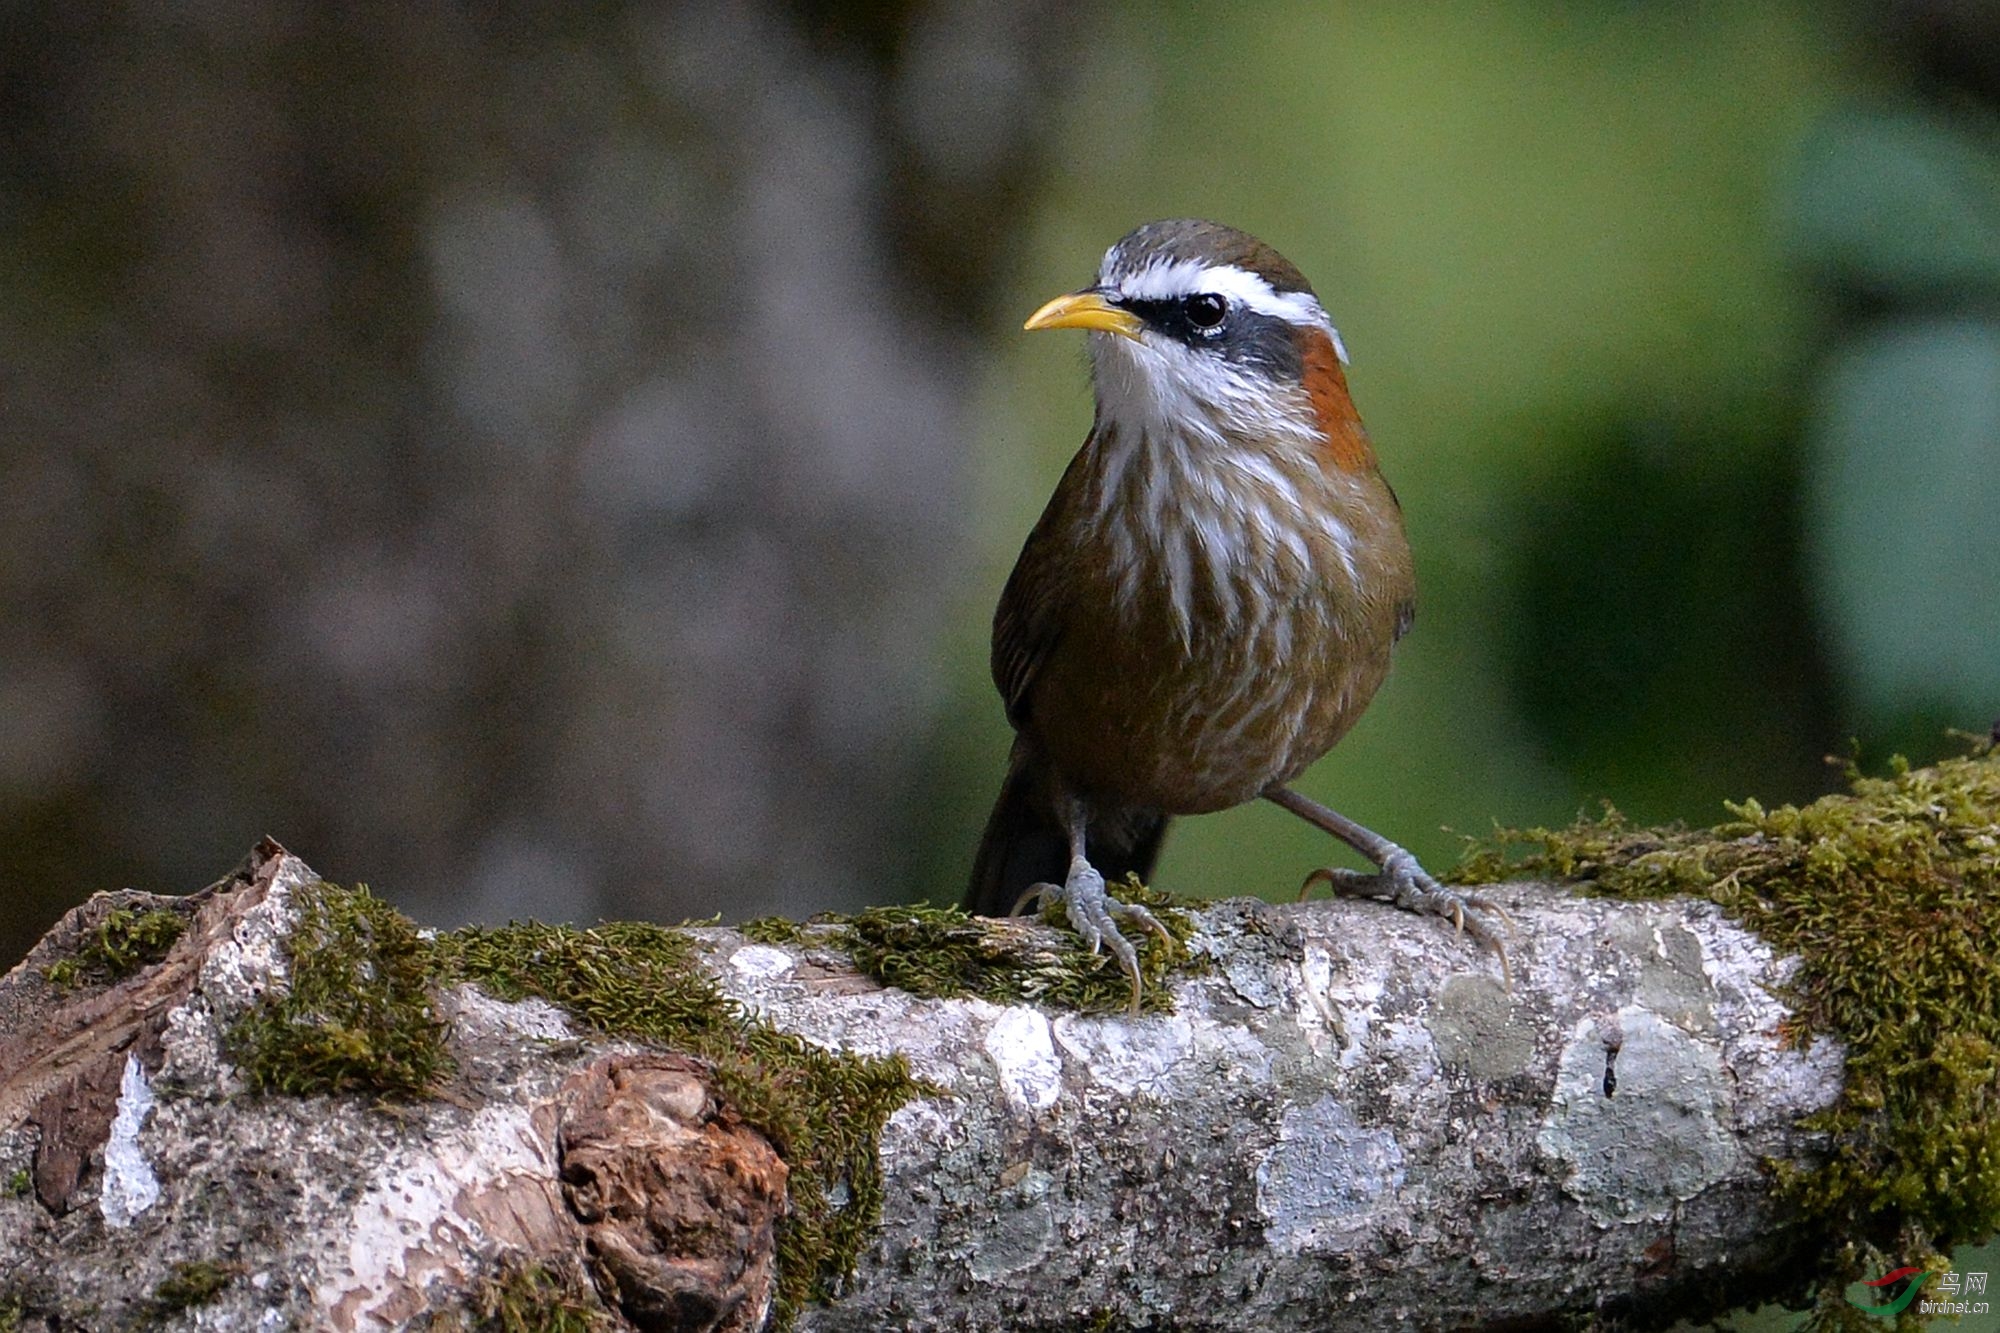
[1023,290,1144,339]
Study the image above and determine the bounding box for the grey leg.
[1011,798,1173,1015]
[1266,785,1511,984]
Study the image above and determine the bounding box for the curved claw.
[1479,894,1517,932]
[1297,865,1375,902]
[1122,900,1174,949]
[1299,855,1514,989]
[1017,862,1174,1015]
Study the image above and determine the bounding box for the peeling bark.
[0,843,1844,1330]
[561,1053,788,1332]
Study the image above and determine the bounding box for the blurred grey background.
[4,0,1998,970]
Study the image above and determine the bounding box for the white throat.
[1088,331,1323,458]
[1082,357,1361,653]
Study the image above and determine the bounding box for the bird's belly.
[1032,600,1389,816]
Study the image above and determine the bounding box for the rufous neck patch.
[1299,327,1377,473]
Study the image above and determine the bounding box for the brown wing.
[991,433,1096,729]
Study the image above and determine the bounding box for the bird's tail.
[965,743,1168,916]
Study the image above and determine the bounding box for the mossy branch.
[1448,748,2000,1329]
[0,755,1995,1330]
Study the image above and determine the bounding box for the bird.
[965,219,1506,1011]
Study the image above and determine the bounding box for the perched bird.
[966,219,1504,1008]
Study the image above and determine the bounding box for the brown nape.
[1298,326,1377,473]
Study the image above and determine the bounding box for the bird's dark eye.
[1183,292,1227,329]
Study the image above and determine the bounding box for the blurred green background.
[4,0,1996,965]
[918,0,1997,904]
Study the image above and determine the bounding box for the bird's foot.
[1300,847,1513,986]
[1013,858,1174,1016]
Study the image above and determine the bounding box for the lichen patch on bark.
[96,1053,160,1229]
[1428,973,1534,1079]
[980,1007,1062,1116]
[315,1101,569,1329]
[1538,1006,1741,1226]
[1255,1094,1407,1254]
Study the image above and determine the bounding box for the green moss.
[739,915,813,947]
[746,876,1199,1015]
[224,871,1189,1327]
[44,906,185,989]
[446,1257,610,1332]
[148,1260,236,1317]
[1449,750,2000,1326]
[432,920,923,1330]
[220,880,927,1329]
[4,1169,27,1198]
[228,882,450,1099]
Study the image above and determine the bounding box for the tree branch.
[0,840,1847,1330]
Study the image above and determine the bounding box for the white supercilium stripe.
[1108,258,1348,362]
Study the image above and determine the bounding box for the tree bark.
[0,841,1843,1331]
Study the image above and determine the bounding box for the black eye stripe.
[1117,294,1229,340]
[1111,293,1303,377]
[1118,297,1178,321]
